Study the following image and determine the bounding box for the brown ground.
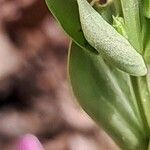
[0,0,118,149]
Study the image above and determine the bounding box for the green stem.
[130,76,149,134]
[148,139,150,150]
[113,0,123,16]
[120,0,142,53]
[143,0,150,18]
[143,18,150,64]
[128,77,146,131]
[139,76,150,132]
[121,0,150,139]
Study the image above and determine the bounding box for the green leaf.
[68,42,147,150]
[45,0,95,52]
[45,0,149,148]
[76,0,147,76]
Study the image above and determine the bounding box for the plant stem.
[138,75,150,132]
[120,0,150,138]
[143,0,150,18]
[120,0,142,53]
[148,139,150,150]
[130,77,149,134]
[113,0,122,16]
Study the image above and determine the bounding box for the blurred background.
[0,0,118,149]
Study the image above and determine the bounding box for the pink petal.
[17,134,44,150]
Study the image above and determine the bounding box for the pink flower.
[17,134,44,150]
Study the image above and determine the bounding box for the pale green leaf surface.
[68,42,147,150]
[45,0,148,148]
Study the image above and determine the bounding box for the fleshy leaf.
[77,0,147,76]
[68,42,147,150]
